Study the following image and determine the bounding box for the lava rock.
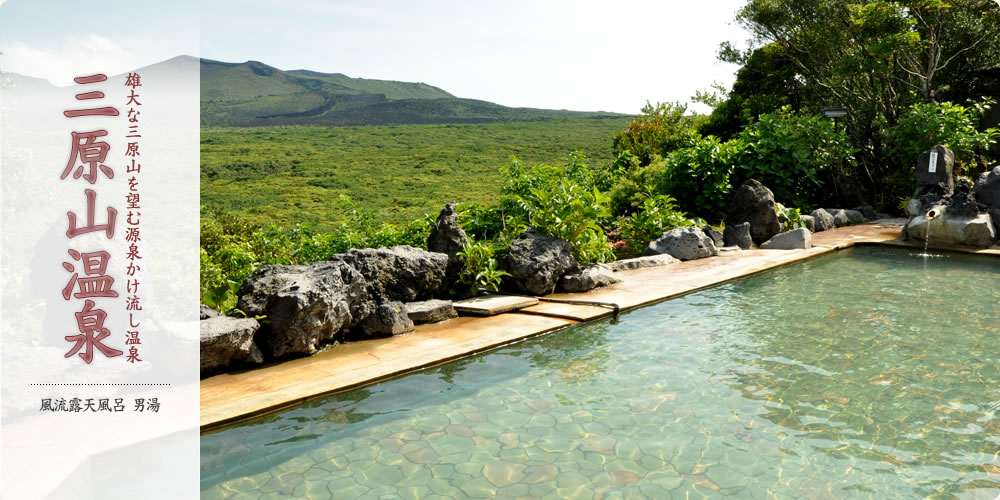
[332,245,448,302]
[427,202,469,287]
[724,179,781,246]
[498,228,577,296]
[404,299,458,325]
[607,254,679,271]
[354,300,414,338]
[915,145,954,192]
[974,166,1000,209]
[800,214,815,233]
[760,228,812,250]
[948,190,980,217]
[852,204,876,220]
[646,226,719,261]
[200,305,220,320]
[558,264,621,292]
[200,316,263,375]
[237,261,370,359]
[702,226,724,248]
[810,209,835,232]
[723,222,754,249]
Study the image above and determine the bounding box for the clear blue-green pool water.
[201,246,1000,499]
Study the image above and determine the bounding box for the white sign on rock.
[929,151,939,173]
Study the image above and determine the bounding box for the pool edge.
[200,222,1000,431]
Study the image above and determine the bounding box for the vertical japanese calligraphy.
[123,72,143,364]
[62,74,122,364]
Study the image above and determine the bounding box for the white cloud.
[0,35,138,86]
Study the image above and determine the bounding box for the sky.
[1,0,750,114]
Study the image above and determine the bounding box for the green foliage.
[201,118,628,228]
[775,203,805,231]
[885,100,999,172]
[661,134,750,220]
[456,240,510,294]
[199,197,430,301]
[699,43,802,140]
[612,102,701,165]
[882,100,1000,206]
[741,107,857,209]
[715,0,1000,209]
[611,191,703,258]
[497,154,616,263]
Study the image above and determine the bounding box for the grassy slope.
[200,59,624,127]
[201,117,630,229]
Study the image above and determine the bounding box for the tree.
[721,0,1000,209]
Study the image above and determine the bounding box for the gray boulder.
[332,245,448,302]
[354,301,414,338]
[647,226,719,261]
[800,214,815,233]
[237,261,370,359]
[974,166,1000,209]
[990,208,1000,240]
[760,228,813,250]
[405,299,458,325]
[702,226,724,248]
[427,202,469,286]
[852,204,876,220]
[558,264,621,292]
[200,317,263,375]
[810,209,835,232]
[723,222,754,249]
[499,228,577,296]
[200,305,220,320]
[905,205,996,247]
[608,254,679,271]
[725,179,781,245]
[825,209,865,227]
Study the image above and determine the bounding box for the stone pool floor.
[201,221,1000,430]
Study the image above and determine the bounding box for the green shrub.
[661,134,750,220]
[611,191,703,258]
[612,101,701,165]
[456,239,509,295]
[885,99,999,174]
[740,107,856,210]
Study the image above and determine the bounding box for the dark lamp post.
[821,106,850,206]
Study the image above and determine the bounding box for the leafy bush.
[199,196,431,308]
[612,102,701,165]
[775,203,805,231]
[885,99,999,173]
[661,134,750,220]
[741,107,856,210]
[611,191,703,258]
[456,239,509,295]
[498,155,615,264]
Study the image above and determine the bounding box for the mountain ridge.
[199,57,626,127]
